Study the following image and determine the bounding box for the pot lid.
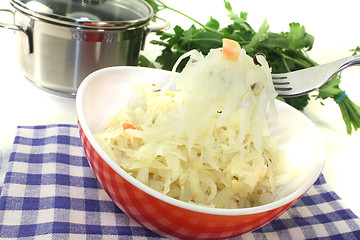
[10,0,153,29]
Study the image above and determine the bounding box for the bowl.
[76,66,325,239]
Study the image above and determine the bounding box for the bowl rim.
[76,66,326,216]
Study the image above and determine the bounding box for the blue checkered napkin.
[0,125,359,240]
[0,125,164,240]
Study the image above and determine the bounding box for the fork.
[272,55,360,98]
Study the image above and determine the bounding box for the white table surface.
[1,0,360,217]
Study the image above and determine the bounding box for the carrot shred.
[222,38,241,61]
[122,123,137,130]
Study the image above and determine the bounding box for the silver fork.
[272,55,360,98]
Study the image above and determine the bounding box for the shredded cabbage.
[94,46,298,208]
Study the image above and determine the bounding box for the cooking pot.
[0,0,169,97]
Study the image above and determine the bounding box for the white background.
[1,0,360,217]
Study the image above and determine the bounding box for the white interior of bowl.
[76,66,325,215]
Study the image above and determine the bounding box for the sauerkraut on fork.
[94,39,299,209]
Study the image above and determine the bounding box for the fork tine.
[274,86,293,91]
[271,74,289,85]
[271,74,293,93]
[273,81,290,86]
[271,75,287,80]
[272,74,290,84]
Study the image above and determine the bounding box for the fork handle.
[336,55,360,73]
[322,55,360,84]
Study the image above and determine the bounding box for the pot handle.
[0,9,33,54]
[141,15,170,50]
[147,15,171,33]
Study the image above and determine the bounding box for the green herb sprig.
[141,0,360,133]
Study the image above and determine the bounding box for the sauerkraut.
[94,43,298,208]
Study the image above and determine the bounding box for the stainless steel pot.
[0,0,169,97]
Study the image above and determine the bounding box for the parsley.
[317,75,342,100]
[351,46,360,55]
[142,0,360,133]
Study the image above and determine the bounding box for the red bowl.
[76,66,325,239]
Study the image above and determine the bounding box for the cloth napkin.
[0,124,359,239]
